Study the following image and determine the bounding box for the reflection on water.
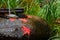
[8,0,10,15]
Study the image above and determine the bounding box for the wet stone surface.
[0,18,32,38]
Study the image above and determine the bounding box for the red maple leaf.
[27,15,32,18]
[9,18,16,22]
[21,26,31,36]
[19,18,28,23]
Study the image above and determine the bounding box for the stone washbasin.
[0,8,32,40]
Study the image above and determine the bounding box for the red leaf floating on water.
[9,18,16,22]
[19,18,28,23]
[27,15,32,18]
[21,26,31,36]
